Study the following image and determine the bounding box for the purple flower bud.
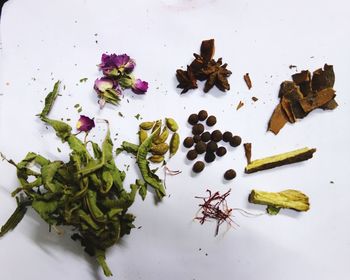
[94,77,122,108]
[76,115,95,132]
[132,79,148,94]
[99,53,136,76]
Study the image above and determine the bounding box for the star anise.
[176,66,198,94]
[202,58,232,93]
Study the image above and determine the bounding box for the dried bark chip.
[268,103,289,135]
[183,137,194,148]
[299,88,336,113]
[200,39,215,62]
[245,147,316,174]
[321,99,338,110]
[243,143,252,164]
[292,70,312,97]
[236,101,244,110]
[281,97,296,123]
[312,64,335,92]
[243,73,252,89]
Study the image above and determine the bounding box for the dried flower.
[76,115,95,132]
[132,78,148,94]
[99,53,136,76]
[94,77,122,108]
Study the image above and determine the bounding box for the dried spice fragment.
[243,143,252,164]
[243,73,252,89]
[176,66,198,94]
[236,101,244,110]
[268,64,337,134]
[252,96,258,102]
[245,147,316,174]
[248,189,310,214]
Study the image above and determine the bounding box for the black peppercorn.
[206,141,218,153]
[186,149,198,160]
[206,115,217,126]
[223,131,233,142]
[193,135,201,143]
[198,110,208,121]
[188,114,199,125]
[224,169,236,180]
[230,135,242,147]
[216,146,227,157]
[192,123,204,135]
[193,161,205,173]
[183,137,194,148]
[195,141,207,154]
[204,152,216,163]
[201,131,211,142]
[211,130,223,142]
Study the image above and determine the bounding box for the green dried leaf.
[38,81,60,118]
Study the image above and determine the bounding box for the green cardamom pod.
[139,129,148,144]
[169,132,180,157]
[153,127,169,144]
[165,118,179,132]
[148,155,165,163]
[151,143,169,155]
[139,121,154,130]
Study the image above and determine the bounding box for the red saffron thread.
[195,189,235,236]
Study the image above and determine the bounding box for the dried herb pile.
[268,64,337,134]
[176,39,232,93]
[0,82,151,277]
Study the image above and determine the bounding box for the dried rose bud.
[132,79,148,94]
[76,115,95,132]
[99,53,135,76]
[94,77,122,108]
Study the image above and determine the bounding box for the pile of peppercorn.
[183,110,242,180]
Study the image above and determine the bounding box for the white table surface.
[1,0,350,279]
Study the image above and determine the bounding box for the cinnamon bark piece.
[245,147,316,174]
[243,143,252,164]
[267,103,289,135]
[299,88,335,113]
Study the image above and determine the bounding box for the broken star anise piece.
[200,39,215,63]
[176,66,198,94]
[202,58,232,93]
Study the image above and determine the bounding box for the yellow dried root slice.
[248,189,310,212]
[245,147,316,174]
